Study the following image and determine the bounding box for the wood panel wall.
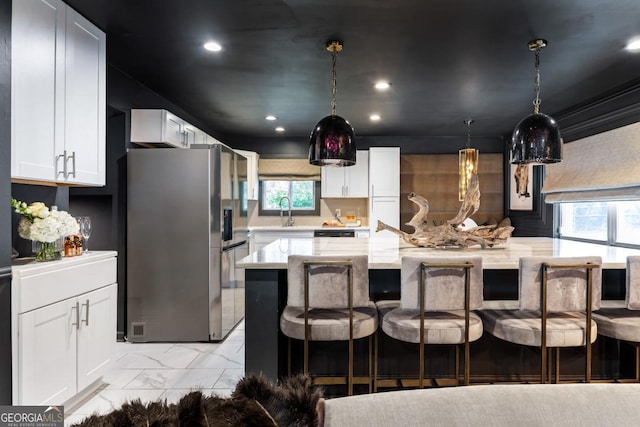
[400,154,504,233]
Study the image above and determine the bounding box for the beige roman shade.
[258,158,321,181]
[542,122,640,203]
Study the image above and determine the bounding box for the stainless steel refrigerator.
[127,145,248,342]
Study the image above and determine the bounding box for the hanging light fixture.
[459,119,479,201]
[309,41,356,167]
[511,39,562,164]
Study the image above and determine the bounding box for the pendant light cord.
[533,48,541,114]
[331,48,337,116]
[465,119,474,149]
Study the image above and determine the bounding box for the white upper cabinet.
[130,109,196,148]
[235,150,260,200]
[62,6,106,185]
[321,150,369,198]
[11,0,106,185]
[369,147,400,197]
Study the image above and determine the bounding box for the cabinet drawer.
[16,257,117,314]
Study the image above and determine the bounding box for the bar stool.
[375,256,483,390]
[280,255,378,395]
[593,256,640,381]
[479,257,602,383]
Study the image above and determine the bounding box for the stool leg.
[368,335,373,394]
[455,345,460,386]
[636,345,640,382]
[555,347,560,384]
[374,330,379,392]
[348,335,354,395]
[419,342,425,389]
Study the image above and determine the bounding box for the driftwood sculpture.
[376,174,514,248]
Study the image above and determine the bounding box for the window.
[559,201,640,247]
[259,180,320,216]
[616,202,640,245]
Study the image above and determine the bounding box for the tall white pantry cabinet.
[12,253,118,406]
[11,0,106,185]
[369,147,400,232]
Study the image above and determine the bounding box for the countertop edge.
[11,251,118,275]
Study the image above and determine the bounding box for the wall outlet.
[335,209,341,217]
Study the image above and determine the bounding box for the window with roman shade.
[258,159,321,181]
[542,122,640,203]
[545,122,640,247]
[258,158,321,216]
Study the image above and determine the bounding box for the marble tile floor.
[64,321,245,426]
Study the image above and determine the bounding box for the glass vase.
[32,239,63,262]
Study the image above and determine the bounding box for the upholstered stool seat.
[481,309,597,347]
[594,307,640,342]
[280,303,378,341]
[377,300,483,344]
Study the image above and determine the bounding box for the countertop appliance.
[127,145,248,342]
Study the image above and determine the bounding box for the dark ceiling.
[64,0,640,141]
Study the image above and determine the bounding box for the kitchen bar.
[238,236,640,381]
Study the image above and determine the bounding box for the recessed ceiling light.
[204,41,222,52]
[265,115,277,121]
[370,114,381,121]
[374,81,391,90]
[625,38,640,51]
[275,126,285,132]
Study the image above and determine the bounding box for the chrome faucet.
[279,196,294,227]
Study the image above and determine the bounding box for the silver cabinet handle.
[56,150,67,177]
[66,151,76,178]
[371,184,374,197]
[82,299,90,326]
[72,301,80,330]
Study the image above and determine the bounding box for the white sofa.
[321,383,640,426]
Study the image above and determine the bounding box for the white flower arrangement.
[11,198,79,243]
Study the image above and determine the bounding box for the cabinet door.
[370,196,400,232]
[11,0,63,181]
[344,150,369,197]
[77,284,117,392]
[63,6,106,185]
[164,111,185,146]
[321,166,346,197]
[182,122,198,147]
[18,298,77,405]
[193,128,207,145]
[236,150,259,200]
[369,147,400,197]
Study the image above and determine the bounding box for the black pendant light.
[309,41,356,167]
[510,39,562,164]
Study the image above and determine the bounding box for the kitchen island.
[237,237,640,383]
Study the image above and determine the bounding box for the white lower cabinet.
[18,297,77,405]
[370,196,400,232]
[77,285,118,392]
[12,253,117,405]
[18,284,117,405]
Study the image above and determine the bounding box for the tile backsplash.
[247,199,368,227]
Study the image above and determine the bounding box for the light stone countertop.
[237,236,640,270]
[11,250,118,276]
